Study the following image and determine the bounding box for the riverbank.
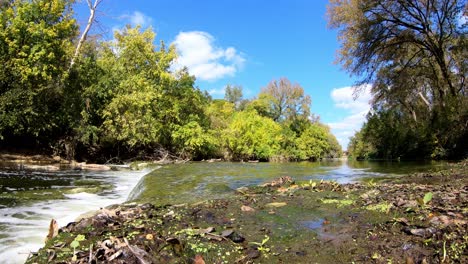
[25,160,467,263]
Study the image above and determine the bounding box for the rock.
[224,230,244,243]
[402,227,437,238]
[221,229,234,237]
[246,248,261,259]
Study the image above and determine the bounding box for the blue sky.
[74,0,372,149]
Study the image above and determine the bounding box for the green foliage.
[258,78,311,123]
[224,84,243,108]
[223,110,283,161]
[329,0,467,160]
[80,26,211,157]
[250,235,271,253]
[422,192,433,206]
[295,123,330,160]
[0,2,343,161]
[0,0,77,140]
[172,121,218,159]
[70,234,86,261]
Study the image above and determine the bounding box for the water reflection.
[133,160,446,206]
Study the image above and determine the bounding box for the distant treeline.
[0,0,341,162]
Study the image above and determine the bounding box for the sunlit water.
[0,164,153,264]
[131,160,446,205]
[0,160,445,264]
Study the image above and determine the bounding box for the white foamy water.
[0,168,152,264]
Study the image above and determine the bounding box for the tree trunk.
[69,0,101,69]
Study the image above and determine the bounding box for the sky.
[74,0,372,150]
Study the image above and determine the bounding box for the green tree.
[328,0,467,159]
[0,0,77,141]
[348,129,375,160]
[223,110,283,161]
[81,26,210,158]
[258,78,311,123]
[224,84,243,108]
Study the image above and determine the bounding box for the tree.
[0,0,77,141]
[348,129,375,160]
[224,84,243,107]
[70,0,102,69]
[223,110,283,161]
[328,0,467,159]
[258,78,311,123]
[81,26,211,157]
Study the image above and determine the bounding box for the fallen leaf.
[221,229,234,237]
[197,227,215,235]
[241,205,255,212]
[194,254,206,264]
[45,219,59,243]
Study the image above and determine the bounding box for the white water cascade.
[0,167,152,264]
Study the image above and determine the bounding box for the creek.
[0,160,445,263]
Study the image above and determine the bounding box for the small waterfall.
[0,167,153,264]
[127,166,160,201]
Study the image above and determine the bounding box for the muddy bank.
[26,162,467,263]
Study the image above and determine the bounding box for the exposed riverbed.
[0,160,449,263]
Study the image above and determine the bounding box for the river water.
[0,160,445,263]
[0,163,152,264]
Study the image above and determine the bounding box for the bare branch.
[69,0,102,69]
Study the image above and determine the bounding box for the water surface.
[0,163,151,264]
[131,160,446,205]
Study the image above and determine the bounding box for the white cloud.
[327,84,372,149]
[172,31,246,81]
[116,11,153,30]
[208,87,226,96]
[128,11,153,27]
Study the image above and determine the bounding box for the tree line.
[0,0,342,162]
[328,0,467,160]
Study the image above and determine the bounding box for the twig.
[124,237,149,264]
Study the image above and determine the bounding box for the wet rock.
[226,231,245,243]
[402,227,438,238]
[246,248,261,259]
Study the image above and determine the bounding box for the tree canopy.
[0,0,342,162]
[328,0,467,159]
[0,0,77,141]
